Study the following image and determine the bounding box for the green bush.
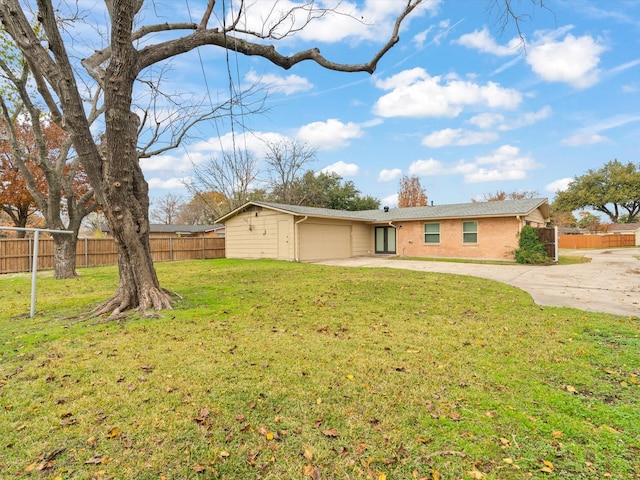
[514,225,549,264]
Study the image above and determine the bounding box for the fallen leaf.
[302,464,321,479]
[86,436,97,447]
[466,470,484,479]
[192,464,206,473]
[235,413,245,422]
[355,443,367,455]
[322,427,339,437]
[303,445,314,461]
[552,430,563,439]
[106,427,122,438]
[84,455,110,465]
[503,458,513,465]
[565,385,577,394]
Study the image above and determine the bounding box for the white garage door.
[299,223,352,261]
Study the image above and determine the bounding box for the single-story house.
[216,198,550,262]
[101,223,225,238]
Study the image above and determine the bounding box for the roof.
[217,198,550,224]
[101,224,224,234]
[609,222,640,232]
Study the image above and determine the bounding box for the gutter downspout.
[294,216,308,262]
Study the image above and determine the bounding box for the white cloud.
[146,177,190,189]
[527,33,605,88]
[421,128,498,147]
[190,131,288,158]
[321,161,359,177]
[546,178,573,193]
[561,133,609,146]
[464,145,538,183]
[622,83,639,93]
[408,158,446,176]
[297,119,364,150]
[378,168,402,182]
[373,67,522,118]
[457,25,606,89]
[467,112,504,129]
[382,193,399,208]
[244,70,313,95]
[498,106,552,131]
[455,27,521,56]
[408,145,538,183]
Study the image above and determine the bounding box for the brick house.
[217,198,550,262]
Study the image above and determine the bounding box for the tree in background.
[554,160,640,223]
[189,150,259,218]
[476,190,539,202]
[0,142,42,237]
[0,115,96,278]
[549,203,577,228]
[177,191,226,225]
[576,212,603,232]
[398,175,428,207]
[264,139,316,205]
[286,171,379,211]
[150,193,183,225]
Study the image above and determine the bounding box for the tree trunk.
[52,232,78,279]
[92,3,173,317]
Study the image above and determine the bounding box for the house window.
[462,221,478,243]
[424,223,440,243]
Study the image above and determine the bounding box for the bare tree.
[189,150,259,218]
[264,139,316,204]
[0,0,454,316]
[150,192,184,225]
[476,190,540,202]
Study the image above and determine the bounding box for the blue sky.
[134,0,640,209]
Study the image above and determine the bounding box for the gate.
[535,227,557,261]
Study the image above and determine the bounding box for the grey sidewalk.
[317,248,640,317]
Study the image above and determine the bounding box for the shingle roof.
[218,198,549,223]
[101,223,223,234]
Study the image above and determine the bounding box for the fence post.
[170,237,173,261]
[202,236,205,259]
[85,237,88,267]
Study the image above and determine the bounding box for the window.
[462,221,477,243]
[424,223,440,243]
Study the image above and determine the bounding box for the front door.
[375,226,396,254]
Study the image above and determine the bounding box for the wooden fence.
[0,237,225,274]
[558,233,636,249]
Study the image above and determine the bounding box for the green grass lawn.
[1,259,638,479]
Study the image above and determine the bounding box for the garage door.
[299,223,351,261]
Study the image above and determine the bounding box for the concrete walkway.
[317,248,640,317]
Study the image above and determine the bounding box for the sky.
[123,0,640,209]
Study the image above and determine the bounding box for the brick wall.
[395,217,522,260]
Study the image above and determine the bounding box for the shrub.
[514,225,549,264]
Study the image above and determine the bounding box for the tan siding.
[524,208,546,226]
[352,223,374,256]
[396,217,520,260]
[225,209,294,260]
[298,220,352,261]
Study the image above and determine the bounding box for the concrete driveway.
[317,248,640,317]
